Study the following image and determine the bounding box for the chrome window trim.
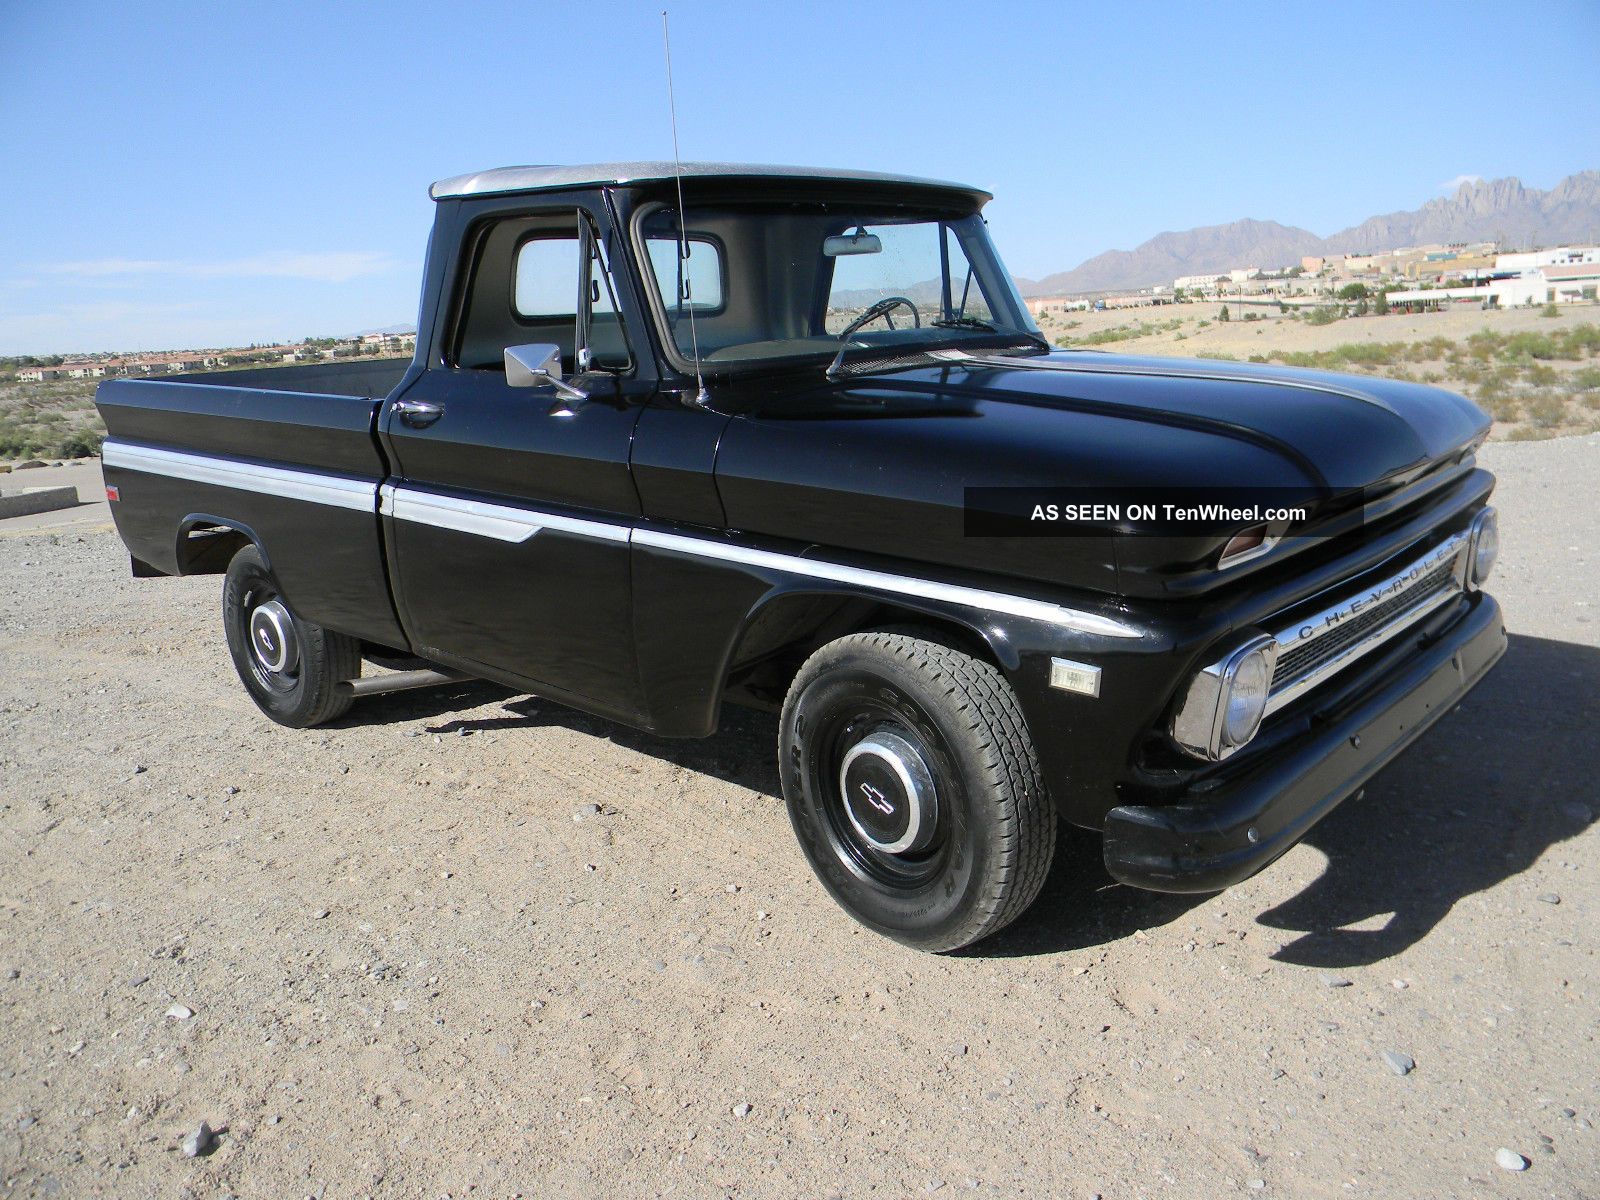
[1261,529,1471,717]
[102,440,375,513]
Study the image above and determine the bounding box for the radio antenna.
[662,10,708,407]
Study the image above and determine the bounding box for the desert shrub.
[1524,391,1567,428]
[1502,331,1559,360]
[53,430,102,458]
[1540,303,1560,318]
[1557,324,1600,357]
[1304,307,1343,326]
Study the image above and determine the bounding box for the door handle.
[393,399,444,428]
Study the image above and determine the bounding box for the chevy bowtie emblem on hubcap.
[860,781,894,814]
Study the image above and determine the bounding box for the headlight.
[1468,506,1498,589]
[1171,633,1280,761]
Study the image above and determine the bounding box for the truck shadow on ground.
[350,634,1596,965]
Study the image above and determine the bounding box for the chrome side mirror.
[505,344,586,402]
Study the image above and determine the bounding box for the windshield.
[635,201,1040,372]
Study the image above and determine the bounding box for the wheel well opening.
[177,524,254,575]
[720,595,1002,712]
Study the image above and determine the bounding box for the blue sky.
[2,0,1596,355]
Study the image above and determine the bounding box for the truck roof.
[428,162,991,202]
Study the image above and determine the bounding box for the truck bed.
[96,363,410,648]
[172,358,411,400]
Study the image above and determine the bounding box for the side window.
[514,237,580,318]
[453,210,631,374]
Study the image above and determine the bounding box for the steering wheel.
[838,296,921,341]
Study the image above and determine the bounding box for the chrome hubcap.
[249,599,298,675]
[838,731,938,855]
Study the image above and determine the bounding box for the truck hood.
[711,350,1490,599]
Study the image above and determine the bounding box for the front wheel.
[222,545,360,728]
[779,631,1056,952]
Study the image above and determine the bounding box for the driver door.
[380,199,653,723]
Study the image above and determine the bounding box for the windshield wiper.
[930,316,998,332]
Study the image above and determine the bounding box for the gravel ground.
[1,439,1596,1199]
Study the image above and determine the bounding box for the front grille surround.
[1262,530,1471,717]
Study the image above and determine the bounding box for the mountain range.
[1017,171,1600,296]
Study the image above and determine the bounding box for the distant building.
[1300,256,1325,273]
[1495,246,1600,272]
[1387,261,1600,311]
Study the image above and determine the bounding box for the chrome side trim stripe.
[104,439,1137,639]
[379,484,629,545]
[633,528,1141,638]
[102,440,375,512]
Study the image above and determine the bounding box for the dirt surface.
[2,443,1597,1199]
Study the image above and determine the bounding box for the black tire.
[779,630,1056,952]
[222,545,360,728]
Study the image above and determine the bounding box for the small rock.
[732,1102,752,1118]
[132,764,146,775]
[4,968,18,981]
[181,1122,214,1157]
[1248,1182,1266,1192]
[1322,975,1353,988]
[223,785,239,796]
[129,975,149,988]
[573,803,601,821]
[1381,1051,1415,1076]
[1537,893,1561,905]
[1494,1148,1529,1172]
[166,1004,194,1020]
[1392,979,1409,990]
[18,1115,37,1130]
[726,883,740,893]
[313,909,329,920]
[948,1042,968,1057]
[1559,801,1593,823]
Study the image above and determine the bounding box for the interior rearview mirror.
[823,231,883,257]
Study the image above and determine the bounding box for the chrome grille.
[1264,531,1470,715]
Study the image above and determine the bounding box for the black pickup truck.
[97,162,1505,951]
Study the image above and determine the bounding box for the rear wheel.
[779,630,1056,952]
[222,545,360,728]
